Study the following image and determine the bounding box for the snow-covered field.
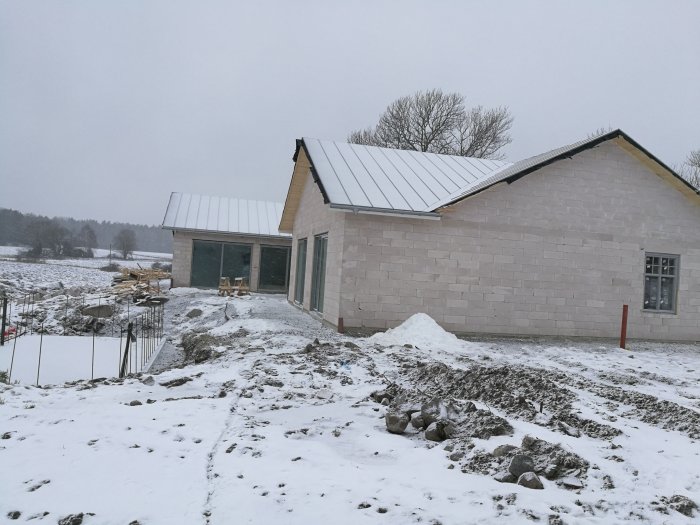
[1,290,699,524]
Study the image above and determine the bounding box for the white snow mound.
[368,313,460,349]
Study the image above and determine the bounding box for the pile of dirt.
[401,361,621,439]
[180,331,226,364]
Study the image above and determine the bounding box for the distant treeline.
[0,208,172,254]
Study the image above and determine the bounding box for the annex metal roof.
[299,138,512,214]
[162,192,289,237]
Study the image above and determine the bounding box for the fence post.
[1,295,7,346]
[9,322,18,382]
[620,304,629,349]
[119,322,133,378]
[36,323,44,386]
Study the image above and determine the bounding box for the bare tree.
[587,126,614,139]
[113,228,136,259]
[678,149,700,188]
[349,89,513,159]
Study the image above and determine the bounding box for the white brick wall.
[171,230,291,291]
[328,142,700,341]
[286,169,345,325]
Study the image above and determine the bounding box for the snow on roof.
[162,192,289,237]
[301,138,511,213]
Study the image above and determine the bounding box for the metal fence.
[3,295,165,385]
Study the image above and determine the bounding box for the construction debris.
[112,267,170,303]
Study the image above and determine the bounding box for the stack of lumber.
[112,266,170,302]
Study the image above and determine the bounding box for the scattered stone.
[517,472,544,490]
[494,471,517,484]
[129,400,142,406]
[264,378,284,388]
[344,341,360,349]
[448,451,464,462]
[508,454,535,478]
[663,495,698,517]
[560,476,584,490]
[140,376,155,386]
[1,432,12,439]
[185,308,203,318]
[410,413,425,429]
[376,507,388,514]
[7,511,20,520]
[159,377,192,388]
[493,444,517,457]
[424,420,456,442]
[385,412,410,434]
[357,502,371,509]
[58,513,85,525]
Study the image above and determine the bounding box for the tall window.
[311,233,328,313]
[644,254,679,312]
[294,239,307,304]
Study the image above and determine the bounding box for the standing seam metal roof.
[301,138,512,213]
[162,192,289,237]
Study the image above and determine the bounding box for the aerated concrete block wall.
[337,142,700,341]
[287,172,345,326]
[171,230,291,291]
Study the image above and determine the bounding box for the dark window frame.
[643,252,679,313]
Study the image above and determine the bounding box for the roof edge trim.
[329,203,441,219]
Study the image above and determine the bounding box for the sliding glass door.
[310,233,328,313]
[294,239,307,304]
[190,240,252,288]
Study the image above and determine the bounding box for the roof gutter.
[329,203,441,220]
[161,226,291,240]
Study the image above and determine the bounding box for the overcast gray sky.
[1,1,698,225]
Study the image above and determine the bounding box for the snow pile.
[369,313,460,349]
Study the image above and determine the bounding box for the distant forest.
[0,208,172,254]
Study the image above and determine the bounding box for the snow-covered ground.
[0,335,152,385]
[1,291,699,524]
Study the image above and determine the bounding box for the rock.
[7,511,21,520]
[424,419,456,442]
[129,400,142,406]
[425,422,442,441]
[560,476,583,490]
[493,471,517,483]
[1,432,11,439]
[448,451,464,462]
[140,376,155,386]
[58,514,84,525]
[159,376,192,388]
[344,341,359,349]
[521,435,538,449]
[81,304,114,319]
[410,413,425,429]
[667,495,698,517]
[193,348,214,364]
[421,398,455,427]
[543,464,559,479]
[517,472,544,490]
[508,454,535,478]
[186,308,203,318]
[385,412,410,434]
[493,444,517,457]
[264,378,284,388]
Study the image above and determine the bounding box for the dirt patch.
[587,383,700,439]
